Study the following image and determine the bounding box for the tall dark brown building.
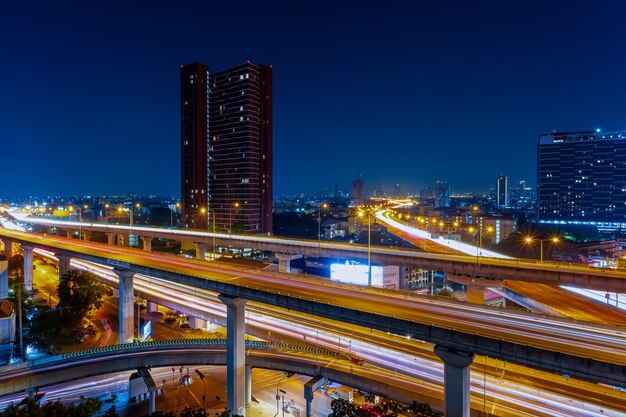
[181,61,273,234]
[181,62,209,229]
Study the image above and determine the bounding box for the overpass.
[12,215,626,292]
[0,339,444,414]
[2,228,626,417]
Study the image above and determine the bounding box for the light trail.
[25,251,626,416]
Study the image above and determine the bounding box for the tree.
[57,269,109,328]
[8,254,23,278]
[436,288,453,298]
[328,398,441,417]
[26,270,109,352]
[0,397,104,417]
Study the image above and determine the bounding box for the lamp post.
[136,295,141,341]
[194,369,207,411]
[274,373,294,417]
[200,207,217,259]
[229,202,240,236]
[318,202,328,248]
[170,202,180,228]
[524,235,561,261]
[358,210,372,286]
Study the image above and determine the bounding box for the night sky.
[2,1,626,197]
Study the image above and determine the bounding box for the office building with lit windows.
[434,181,450,208]
[181,62,273,234]
[496,175,509,208]
[537,130,626,222]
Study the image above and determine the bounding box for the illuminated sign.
[330,263,399,288]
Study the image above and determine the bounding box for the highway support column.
[137,366,157,415]
[304,376,327,417]
[0,257,8,299]
[82,231,91,242]
[434,346,475,417]
[275,253,303,273]
[57,254,71,279]
[218,294,247,416]
[1,239,12,262]
[22,245,34,292]
[466,284,484,304]
[246,365,252,407]
[195,242,208,260]
[106,232,116,246]
[146,301,158,313]
[114,268,136,344]
[140,236,153,252]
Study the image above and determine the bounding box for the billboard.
[330,263,399,288]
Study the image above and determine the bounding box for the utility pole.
[17,284,23,361]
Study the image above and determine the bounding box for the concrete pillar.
[140,237,153,252]
[0,259,8,300]
[22,245,34,292]
[106,232,116,246]
[195,242,208,260]
[146,301,158,313]
[466,284,484,305]
[434,346,475,417]
[149,390,156,414]
[67,229,76,239]
[245,365,252,406]
[305,392,312,417]
[189,316,207,330]
[114,268,136,344]
[82,231,92,242]
[275,253,303,274]
[218,295,247,417]
[304,376,327,417]
[1,239,12,261]
[57,254,71,279]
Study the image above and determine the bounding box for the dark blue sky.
[2,1,626,197]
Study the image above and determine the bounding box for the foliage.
[436,288,453,297]
[0,401,244,417]
[8,254,23,278]
[57,269,109,326]
[26,270,108,352]
[141,409,242,417]
[328,398,441,417]
[0,397,103,417]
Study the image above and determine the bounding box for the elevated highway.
[0,339,441,412]
[12,215,626,292]
[1,228,626,389]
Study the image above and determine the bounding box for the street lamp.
[170,202,181,228]
[229,202,240,235]
[194,369,207,411]
[200,207,217,259]
[358,210,372,286]
[523,235,561,261]
[274,372,294,417]
[318,202,328,248]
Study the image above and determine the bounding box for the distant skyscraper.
[538,130,626,221]
[181,61,273,233]
[350,175,365,207]
[496,175,509,208]
[180,62,209,230]
[434,181,450,208]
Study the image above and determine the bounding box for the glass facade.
[537,130,626,221]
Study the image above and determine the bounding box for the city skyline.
[3,2,626,197]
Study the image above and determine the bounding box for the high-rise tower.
[180,62,209,230]
[181,62,273,234]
